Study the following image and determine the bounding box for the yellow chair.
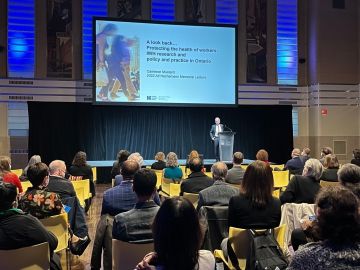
[183,192,199,207]
[180,165,187,178]
[40,213,69,253]
[320,180,340,188]
[92,167,97,183]
[11,169,23,178]
[159,178,180,197]
[241,165,248,170]
[273,170,290,189]
[0,242,50,270]
[169,183,181,196]
[274,224,287,251]
[205,172,212,178]
[270,164,285,170]
[152,170,163,189]
[21,181,33,192]
[112,239,153,270]
[272,189,280,199]
[146,166,151,169]
[71,179,90,206]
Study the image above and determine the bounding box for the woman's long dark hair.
[241,160,274,208]
[117,150,130,164]
[153,197,202,270]
[72,151,87,167]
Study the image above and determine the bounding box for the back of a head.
[242,160,274,208]
[166,152,178,168]
[133,169,156,198]
[188,150,199,161]
[128,152,144,167]
[353,149,360,160]
[303,158,323,181]
[28,155,41,167]
[121,160,140,180]
[117,150,130,163]
[302,147,311,156]
[337,163,360,198]
[153,197,201,270]
[189,157,203,173]
[321,147,333,157]
[323,154,339,169]
[72,151,87,167]
[27,162,49,188]
[211,161,228,181]
[315,186,360,245]
[256,149,268,162]
[0,156,11,175]
[0,182,17,211]
[49,160,66,175]
[155,152,165,162]
[233,152,244,165]
[291,148,301,157]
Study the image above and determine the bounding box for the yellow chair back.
[0,242,49,270]
[270,164,285,170]
[320,180,340,188]
[11,169,23,178]
[40,213,69,253]
[71,179,90,206]
[21,181,33,192]
[272,170,289,188]
[92,167,97,183]
[179,165,187,177]
[183,192,199,206]
[205,171,212,178]
[153,170,163,189]
[169,183,181,196]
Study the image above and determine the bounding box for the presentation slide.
[94,19,237,105]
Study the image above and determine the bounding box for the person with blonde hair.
[164,152,183,181]
[256,149,269,163]
[0,156,22,193]
[321,154,339,182]
[151,152,166,170]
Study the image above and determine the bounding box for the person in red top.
[0,156,23,193]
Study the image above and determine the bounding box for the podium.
[219,131,236,162]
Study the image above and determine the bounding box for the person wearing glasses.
[47,160,76,199]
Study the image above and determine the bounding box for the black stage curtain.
[28,102,293,166]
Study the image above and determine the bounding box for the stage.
[88,159,254,183]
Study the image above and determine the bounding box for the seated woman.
[163,152,183,181]
[111,149,130,179]
[151,152,166,170]
[221,160,281,258]
[351,148,360,167]
[287,186,360,270]
[185,150,204,174]
[68,151,95,212]
[0,156,22,193]
[20,155,41,181]
[0,181,61,270]
[136,197,215,270]
[280,158,323,204]
[255,149,271,165]
[320,154,339,182]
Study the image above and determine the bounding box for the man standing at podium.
[210,117,224,161]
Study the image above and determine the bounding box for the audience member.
[300,147,311,163]
[280,158,322,204]
[135,197,215,270]
[196,162,238,211]
[180,158,214,195]
[221,161,281,258]
[284,148,304,175]
[287,186,360,270]
[338,163,360,198]
[321,154,339,182]
[111,149,130,179]
[319,146,332,165]
[163,152,183,181]
[113,169,159,242]
[0,156,22,193]
[68,151,95,212]
[256,149,269,163]
[20,154,41,181]
[225,152,245,184]
[114,152,145,186]
[19,162,63,219]
[0,182,61,270]
[185,150,201,173]
[150,152,166,170]
[47,160,76,198]
[351,148,360,167]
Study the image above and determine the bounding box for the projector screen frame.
[92,17,238,107]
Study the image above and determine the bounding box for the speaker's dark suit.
[209,124,224,161]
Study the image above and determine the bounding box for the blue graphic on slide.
[94,20,236,105]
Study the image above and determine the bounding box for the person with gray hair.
[114,152,145,186]
[20,154,42,181]
[197,162,238,211]
[280,158,323,204]
[47,160,76,198]
[284,148,304,175]
[225,152,245,184]
[337,163,360,198]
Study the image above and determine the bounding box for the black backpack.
[245,229,288,270]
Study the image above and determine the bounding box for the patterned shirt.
[18,187,63,219]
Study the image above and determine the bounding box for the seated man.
[47,160,76,199]
[285,148,304,175]
[197,162,238,211]
[0,181,61,270]
[112,169,159,242]
[180,157,214,195]
[114,152,144,186]
[225,152,245,185]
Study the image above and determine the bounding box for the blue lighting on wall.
[216,0,238,24]
[152,0,175,21]
[83,0,107,80]
[8,0,35,78]
[277,0,298,85]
